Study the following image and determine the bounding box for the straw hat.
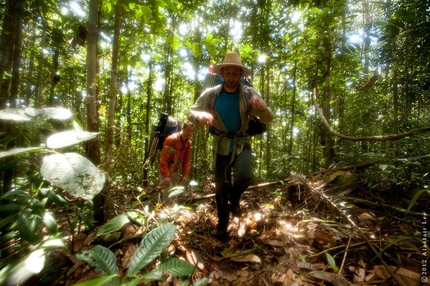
[212,52,252,77]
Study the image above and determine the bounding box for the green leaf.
[41,107,73,120]
[74,274,119,286]
[41,238,67,250]
[79,213,94,230]
[31,199,45,216]
[139,269,163,284]
[46,131,99,149]
[127,223,176,275]
[76,245,119,275]
[193,277,209,286]
[0,189,28,200]
[0,204,23,212]
[168,186,185,198]
[70,215,79,232]
[40,153,106,201]
[40,188,68,207]
[123,276,145,286]
[158,257,198,277]
[96,214,130,237]
[18,213,33,242]
[0,108,33,121]
[0,147,42,159]
[371,236,414,262]
[43,212,58,233]
[405,189,429,214]
[325,253,339,272]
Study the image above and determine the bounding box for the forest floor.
[35,171,428,286]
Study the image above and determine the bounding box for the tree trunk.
[0,0,25,108]
[142,61,153,186]
[86,0,103,224]
[105,1,122,176]
[1,0,25,195]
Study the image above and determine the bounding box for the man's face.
[221,66,242,92]
[182,125,195,140]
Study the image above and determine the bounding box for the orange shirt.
[159,132,192,178]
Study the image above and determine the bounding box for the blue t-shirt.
[215,89,241,152]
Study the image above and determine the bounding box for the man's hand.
[163,177,171,186]
[181,176,188,185]
[249,94,267,112]
[197,111,214,126]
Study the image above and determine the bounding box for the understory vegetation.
[0,0,429,285]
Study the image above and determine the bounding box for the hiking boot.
[211,228,229,242]
[230,205,242,217]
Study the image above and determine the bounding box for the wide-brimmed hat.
[212,52,252,77]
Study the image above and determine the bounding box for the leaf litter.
[36,171,428,285]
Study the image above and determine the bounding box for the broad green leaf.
[40,153,106,201]
[158,257,198,277]
[1,189,28,200]
[192,43,200,57]
[0,204,23,212]
[70,215,79,232]
[168,186,185,198]
[77,245,119,275]
[74,274,119,286]
[79,213,93,230]
[41,238,67,250]
[0,108,32,121]
[405,189,430,214]
[139,269,163,284]
[31,199,45,216]
[24,249,45,274]
[0,147,42,159]
[43,212,58,233]
[325,253,339,272]
[40,188,68,207]
[0,157,25,173]
[46,131,99,149]
[18,213,33,243]
[0,216,14,229]
[96,214,130,237]
[42,107,73,120]
[0,107,72,121]
[127,223,176,275]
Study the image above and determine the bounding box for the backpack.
[205,75,267,136]
[145,112,182,165]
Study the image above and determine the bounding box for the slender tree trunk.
[48,50,59,106]
[9,0,23,108]
[87,0,103,223]
[142,61,153,185]
[0,0,25,108]
[105,1,122,176]
[1,0,25,195]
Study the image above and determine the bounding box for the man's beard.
[225,80,239,90]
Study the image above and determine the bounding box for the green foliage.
[0,107,106,284]
[75,223,205,285]
[325,252,339,273]
[77,245,119,275]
